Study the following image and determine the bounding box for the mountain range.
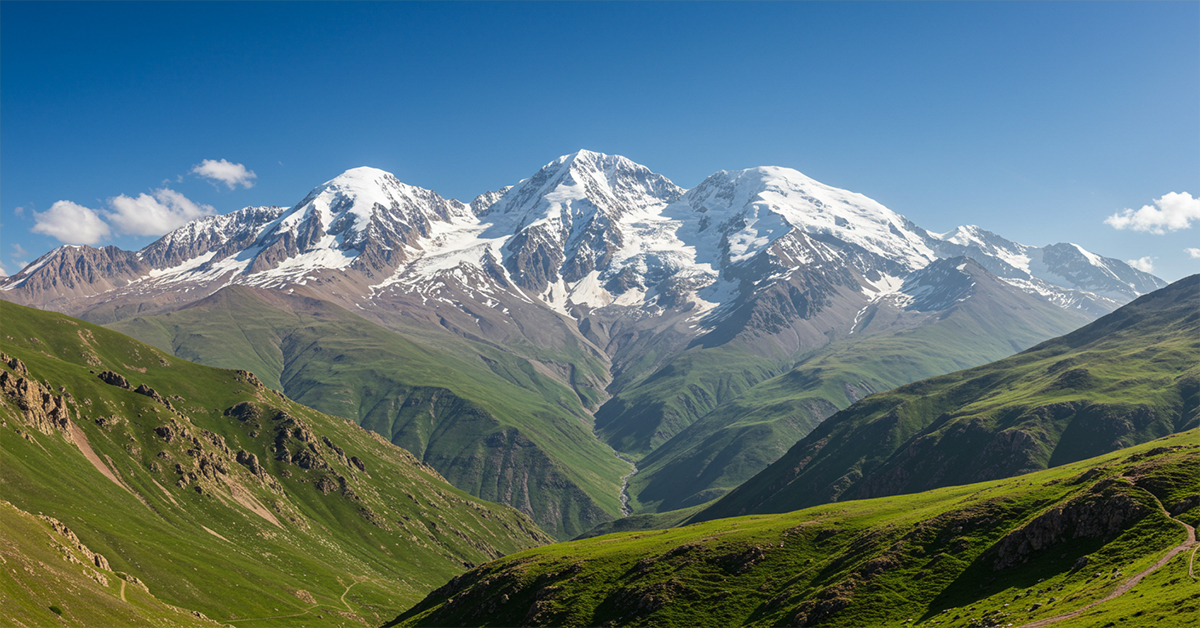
[387,274,1200,628]
[1,151,1167,538]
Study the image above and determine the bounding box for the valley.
[1,151,1159,539]
[2,152,1192,628]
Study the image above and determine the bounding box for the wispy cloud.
[192,158,256,189]
[11,244,28,258]
[1126,256,1154,273]
[1187,248,1200,259]
[31,200,112,244]
[108,188,216,236]
[1104,192,1199,234]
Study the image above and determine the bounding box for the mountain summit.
[0,151,1169,534]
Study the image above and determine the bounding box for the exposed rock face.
[236,450,264,478]
[1,368,72,436]
[0,245,149,308]
[40,515,111,575]
[990,479,1150,570]
[97,370,131,389]
[138,205,286,268]
[134,383,171,408]
[2,352,29,376]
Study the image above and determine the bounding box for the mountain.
[388,430,1200,627]
[0,300,550,624]
[624,258,1094,513]
[1,151,1166,535]
[107,285,629,540]
[697,274,1200,522]
[929,224,1166,314]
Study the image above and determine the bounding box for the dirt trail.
[340,579,360,611]
[1018,498,1197,628]
[119,580,127,603]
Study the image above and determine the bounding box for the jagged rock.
[351,456,366,472]
[235,369,265,389]
[1,351,29,376]
[97,370,130,389]
[39,515,111,575]
[1,370,72,436]
[133,383,172,408]
[236,450,264,477]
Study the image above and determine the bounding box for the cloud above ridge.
[1104,192,1199,234]
[108,188,216,236]
[30,188,216,244]
[31,200,112,244]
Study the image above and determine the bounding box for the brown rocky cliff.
[1,356,73,438]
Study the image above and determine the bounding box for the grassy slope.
[108,286,628,539]
[594,344,784,458]
[699,274,1200,523]
[628,268,1093,513]
[389,431,1200,627]
[0,500,216,628]
[0,300,551,626]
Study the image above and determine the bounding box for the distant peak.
[324,166,397,186]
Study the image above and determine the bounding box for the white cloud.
[1104,192,1200,234]
[1126,256,1155,273]
[11,243,28,258]
[107,188,216,236]
[192,159,256,189]
[1187,248,1200,259]
[31,200,112,244]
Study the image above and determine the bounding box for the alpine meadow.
[2,2,1198,627]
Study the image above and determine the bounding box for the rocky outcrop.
[134,383,172,408]
[236,450,264,477]
[97,370,131,389]
[1,366,72,436]
[989,479,1150,570]
[40,514,112,582]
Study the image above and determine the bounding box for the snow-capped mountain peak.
[274,166,469,250]
[677,166,936,271]
[486,150,682,223]
[1,153,1167,333]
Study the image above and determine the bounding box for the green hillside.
[699,274,1200,523]
[0,500,217,627]
[626,260,1094,513]
[108,286,629,539]
[389,430,1200,627]
[0,300,550,625]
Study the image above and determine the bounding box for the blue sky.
[2,1,1197,280]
